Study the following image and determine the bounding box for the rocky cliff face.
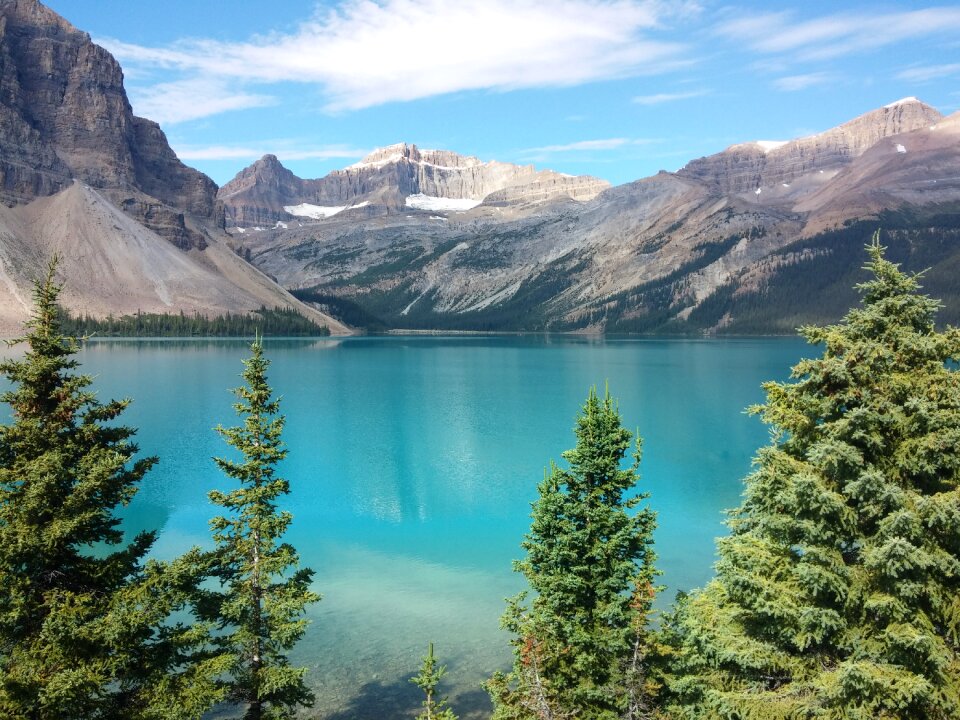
[0,0,346,334]
[0,0,219,247]
[483,172,611,206]
[678,98,942,194]
[218,143,611,226]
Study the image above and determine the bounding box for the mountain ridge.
[218,144,611,227]
[232,97,960,334]
[676,98,942,195]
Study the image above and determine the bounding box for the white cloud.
[519,138,659,159]
[103,0,697,113]
[533,139,634,152]
[896,63,960,82]
[173,143,369,162]
[129,78,276,124]
[716,7,960,61]
[633,89,708,104]
[773,73,834,92]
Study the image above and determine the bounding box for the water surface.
[1,335,809,718]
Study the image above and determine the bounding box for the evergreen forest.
[57,306,330,337]
[1,236,958,719]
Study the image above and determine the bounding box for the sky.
[45,0,960,188]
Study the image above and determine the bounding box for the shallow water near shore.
[1,334,808,718]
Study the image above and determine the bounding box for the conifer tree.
[667,235,960,719]
[203,339,319,720]
[0,259,225,719]
[411,642,458,720]
[486,387,661,720]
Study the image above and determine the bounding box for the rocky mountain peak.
[219,154,297,193]
[678,97,943,194]
[825,97,941,146]
[347,143,487,171]
[257,153,284,167]
[217,154,303,224]
[1,0,77,36]
[349,143,419,168]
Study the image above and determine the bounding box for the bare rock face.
[115,194,207,251]
[0,0,219,247]
[678,98,943,194]
[217,154,306,226]
[482,172,611,207]
[796,112,960,233]
[218,143,611,226]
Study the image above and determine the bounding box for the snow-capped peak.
[884,96,919,109]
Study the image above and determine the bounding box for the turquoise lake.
[1,335,810,718]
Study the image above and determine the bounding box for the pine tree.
[203,338,319,720]
[410,642,458,720]
[667,235,960,719]
[0,259,225,719]
[486,387,661,720]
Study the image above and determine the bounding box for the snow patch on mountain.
[885,96,919,108]
[284,203,346,219]
[404,194,483,212]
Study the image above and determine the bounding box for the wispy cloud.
[896,63,960,82]
[535,139,627,152]
[772,72,834,92]
[172,142,369,162]
[632,89,708,105]
[129,78,276,124]
[104,0,698,115]
[716,7,960,62]
[517,137,660,161]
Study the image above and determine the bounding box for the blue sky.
[46,0,960,188]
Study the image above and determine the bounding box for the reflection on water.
[0,335,807,718]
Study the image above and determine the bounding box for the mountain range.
[223,98,960,333]
[1,0,959,336]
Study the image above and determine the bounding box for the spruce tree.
[204,339,319,720]
[668,235,960,719]
[410,642,458,720]
[0,260,225,719]
[486,387,661,720]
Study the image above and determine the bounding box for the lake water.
[1,335,809,718]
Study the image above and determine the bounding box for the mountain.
[2,0,956,337]
[676,97,941,194]
[218,143,610,227]
[0,0,346,335]
[0,0,219,246]
[232,99,960,334]
[0,183,320,328]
